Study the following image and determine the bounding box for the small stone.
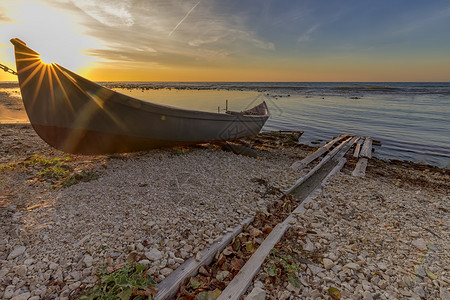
[160,267,173,277]
[216,270,230,282]
[4,285,15,299]
[377,262,387,271]
[377,279,388,289]
[14,265,27,277]
[363,291,373,300]
[11,293,31,300]
[323,258,334,270]
[413,285,426,298]
[344,262,360,271]
[245,286,266,300]
[49,262,58,270]
[195,252,202,261]
[303,238,315,252]
[412,238,427,251]
[145,248,164,261]
[138,259,151,266]
[83,255,93,267]
[308,264,325,275]
[7,246,26,260]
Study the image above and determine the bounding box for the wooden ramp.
[155,133,379,299]
[352,137,373,177]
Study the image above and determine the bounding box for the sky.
[1,0,450,81]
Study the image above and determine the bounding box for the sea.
[1,81,449,168]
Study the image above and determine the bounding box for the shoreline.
[0,125,448,299]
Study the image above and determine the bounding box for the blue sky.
[1,0,449,81]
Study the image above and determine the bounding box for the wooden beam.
[291,134,349,171]
[352,158,368,177]
[155,217,254,300]
[353,137,364,158]
[360,137,373,158]
[218,157,349,300]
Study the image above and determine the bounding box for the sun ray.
[17,57,42,62]
[28,62,48,112]
[52,64,127,131]
[49,63,74,113]
[47,64,55,111]
[14,51,40,57]
[17,60,41,75]
[20,62,44,89]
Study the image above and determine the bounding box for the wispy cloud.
[71,0,134,27]
[51,0,275,68]
[297,24,320,43]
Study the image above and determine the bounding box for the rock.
[344,262,360,271]
[145,248,164,261]
[363,291,374,300]
[377,262,387,271]
[377,279,388,289]
[83,255,93,267]
[160,267,173,277]
[323,258,335,270]
[4,285,15,299]
[413,285,425,298]
[440,286,450,300]
[303,238,315,252]
[216,270,230,282]
[14,265,27,277]
[308,264,325,275]
[138,259,151,266]
[11,293,31,300]
[195,252,202,261]
[245,286,266,300]
[412,238,427,251]
[7,246,26,260]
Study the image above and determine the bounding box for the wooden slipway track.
[155,134,374,299]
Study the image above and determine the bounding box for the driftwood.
[352,158,368,176]
[291,134,349,171]
[360,137,373,158]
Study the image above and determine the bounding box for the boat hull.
[11,38,269,154]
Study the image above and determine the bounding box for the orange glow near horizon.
[1,1,450,82]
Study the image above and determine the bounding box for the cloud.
[49,0,275,67]
[297,24,320,43]
[71,0,134,27]
[0,12,13,23]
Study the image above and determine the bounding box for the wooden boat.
[10,38,269,154]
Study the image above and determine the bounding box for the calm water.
[1,82,449,168]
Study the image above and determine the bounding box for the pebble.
[322,258,334,270]
[7,246,26,260]
[11,293,31,300]
[160,267,173,277]
[145,248,164,261]
[245,286,266,300]
[412,238,428,251]
[83,255,93,267]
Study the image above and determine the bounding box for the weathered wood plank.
[286,136,355,195]
[353,137,364,158]
[360,137,373,158]
[291,134,349,171]
[352,158,368,177]
[155,217,254,300]
[218,157,349,300]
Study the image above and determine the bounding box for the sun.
[2,1,98,72]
